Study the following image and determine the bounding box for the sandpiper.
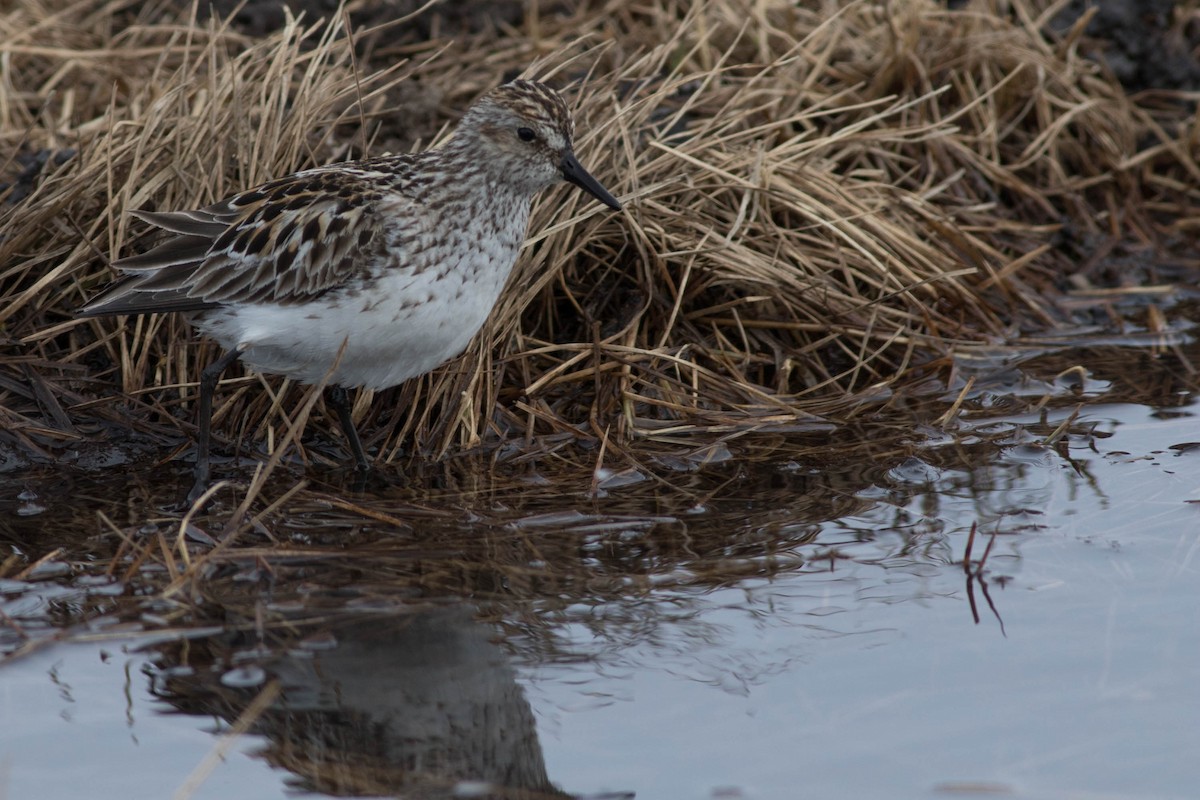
[79,79,622,500]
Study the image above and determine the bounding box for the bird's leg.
[187,347,243,504]
[326,385,371,472]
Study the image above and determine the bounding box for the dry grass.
[2,0,1197,480]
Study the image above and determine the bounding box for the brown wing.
[79,167,395,317]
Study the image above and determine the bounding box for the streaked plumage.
[79,79,621,499]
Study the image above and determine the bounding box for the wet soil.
[1047,0,1200,93]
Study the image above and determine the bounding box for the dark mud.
[1048,0,1200,93]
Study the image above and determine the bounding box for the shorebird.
[79,79,622,501]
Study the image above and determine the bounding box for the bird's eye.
[517,127,536,142]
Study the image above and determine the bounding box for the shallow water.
[2,347,1198,799]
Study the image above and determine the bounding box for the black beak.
[561,150,622,211]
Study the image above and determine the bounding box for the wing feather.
[79,166,399,318]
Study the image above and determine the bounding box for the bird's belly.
[197,265,510,390]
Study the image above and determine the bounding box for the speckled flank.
[80,79,621,391]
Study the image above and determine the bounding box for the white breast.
[196,194,530,390]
